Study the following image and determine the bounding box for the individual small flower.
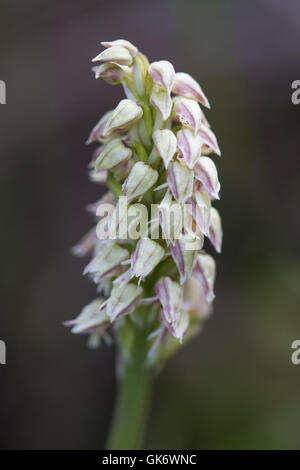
[167,161,194,203]
[155,277,189,342]
[83,243,129,282]
[95,138,132,171]
[71,227,97,258]
[103,99,143,136]
[199,124,221,156]
[92,45,133,66]
[173,96,202,133]
[208,207,223,253]
[158,190,183,241]
[64,298,109,334]
[152,129,177,168]
[150,84,172,121]
[170,235,202,285]
[172,72,210,108]
[155,277,183,324]
[192,252,216,303]
[100,39,138,56]
[104,283,143,322]
[148,60,175,93]
[123,161,158,201]
[193,156,221,200]
[86,110,114,144]
[70,38,223,381]
[183,278,211,320]
[177,128,202,169]
[131,238,165,283]
[186,186,211,236]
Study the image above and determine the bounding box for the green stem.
[107,323,153,450]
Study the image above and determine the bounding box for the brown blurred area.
[0,0,300,449]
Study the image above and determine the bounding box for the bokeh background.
[1,0,300,449]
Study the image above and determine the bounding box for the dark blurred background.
[0,0,300,449]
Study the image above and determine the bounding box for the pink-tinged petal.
[208,207,223,253]
[186,184,211,236]
[155,277,183,324]
[193,156,221,200]
[153,129,177,168]
[158,191,182,241]
[95,138,132,171]
[131,238,165,282]
[92,46,133,66]
[198,124,221,156]
[106,283,143,322]
[170,236,200,284]
[103,99,143,136]
[71,227,97,258]
[63,298,109,334]
[83,244,129,282]
[167,161,194,203]
[150,84,172,121]
[177,128,202,169]
[149,60,175,92]
[173,96,202,133]
[192,253,216,303]
[172,72,210,108]
[167,310,189,344]
[123,162,158,201]
[100,39,138,56]
[86,110,113,144]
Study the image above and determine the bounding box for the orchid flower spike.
[67,38,223,373]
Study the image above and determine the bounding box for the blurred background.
[0,0,300,450]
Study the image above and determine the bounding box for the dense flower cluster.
[65,40,222,364]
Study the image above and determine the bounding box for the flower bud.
[199,124,221,156]
[92,45,133,66]
[153,129,177,168]
[167,161,194,203]
[173,96,202,133]
[177,128,202,169]
[103,99,143,136]
[193,156,220,200]
[150,84,172,121]
[101,39,138,56]
[83,243,129,282]
[170,235,202,284]
[64,298,109,334]
[95,138,132,171]
[105,283,143,321]
[123,162,158,201]
[208,207,222,253]
[158,190,183,241]
[172,72,210,108]
[149,60,175,93]
[131,238,165,282]
[193,253,216,303]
